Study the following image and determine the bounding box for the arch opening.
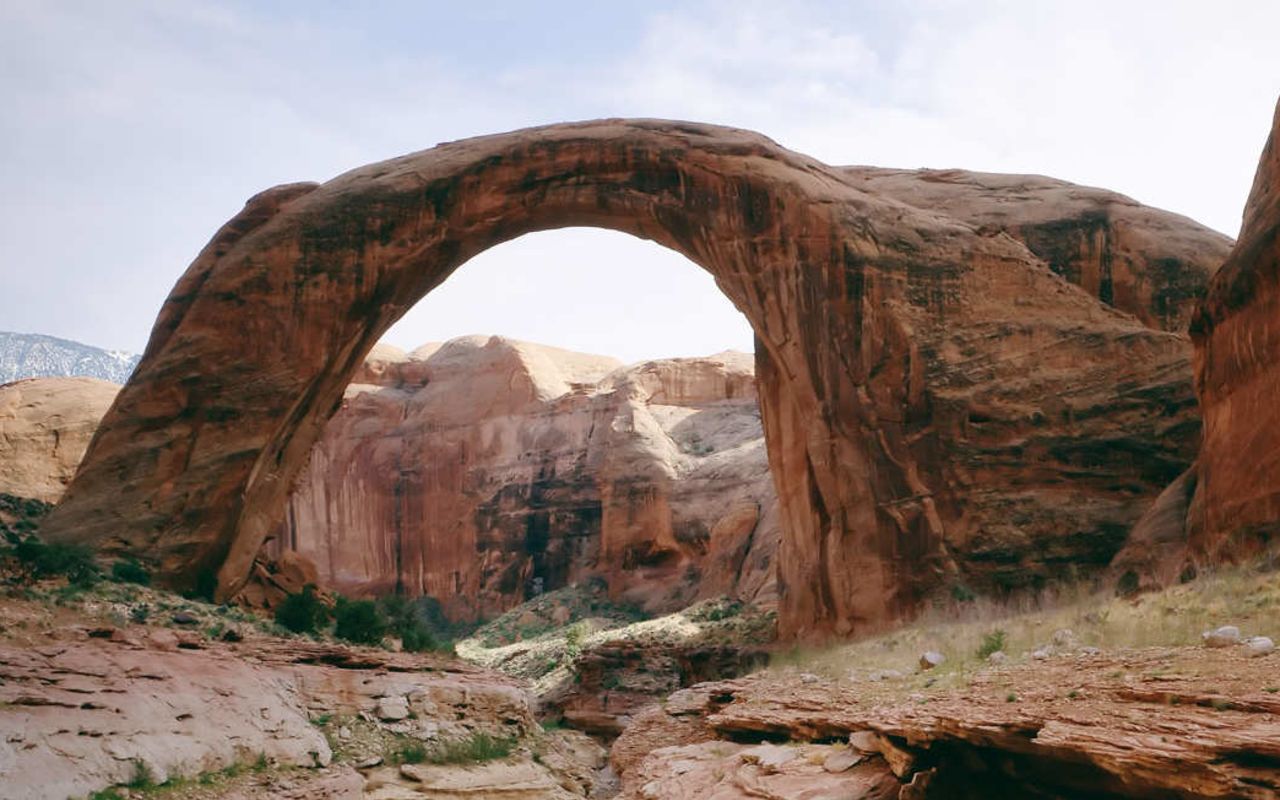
[271,227,772,623]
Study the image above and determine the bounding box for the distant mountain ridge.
[0,332,138,385]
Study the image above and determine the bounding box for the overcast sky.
[3,1,1278,362]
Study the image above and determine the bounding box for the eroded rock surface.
[272,336,777,621]
[43,119,1221,638]
[615,647,1280,799]
[1184,99,1280,566]
[0,597,579,800]
[843,167,1231,332]
[0,377,118,503]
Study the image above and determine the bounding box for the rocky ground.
[0,578,609,800]
[456,583,776,738]
[5,514,1280,798]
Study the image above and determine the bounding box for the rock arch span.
[44,120,1218,639]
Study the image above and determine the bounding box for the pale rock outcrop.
[0,377,119,503]
[615,647,1280,799]
[0,619,539,800]
[273,336,779,621]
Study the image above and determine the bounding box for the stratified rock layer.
[273,337,778,620]
[615,648,1280,799]
[843,167,1230,332]
[0,377,119,503]
[1185,100,1280,563]
[43,119,1222,638]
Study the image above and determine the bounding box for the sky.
[2,1,1279,363]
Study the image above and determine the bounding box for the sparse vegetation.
[333,596,386,645]
[427,731,516,764]
[11,535,100,586]
[390,738,428,765]
[976,629,1007,660]
[111,558,151,586]
[274,584,328,634]
[768,558,1280,697]
[562,621,586,660]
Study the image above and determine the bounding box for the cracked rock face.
[42,119,1225,638]
[0,616,537,800]
[613,647,1280,799]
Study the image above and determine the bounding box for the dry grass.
[770,561,1280,696]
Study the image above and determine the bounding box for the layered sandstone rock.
[271,336,779,621]
[43,119,1226,638]
[0,377,119,503]
[615,648,1280,799]
[1113,99,1280,585]
[843,167,1231,332]
[0,589,617,800]
[1182,100,1280,564]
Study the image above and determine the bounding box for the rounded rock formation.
[0,377,119,503]
[41,119,1222,638]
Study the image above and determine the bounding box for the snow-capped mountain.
[0,332,139,385]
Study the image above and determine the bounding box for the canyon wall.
[1112,100,1280,586]
[41,119,1231,638]
[1185,101,1280,562]
[268,337,778,621]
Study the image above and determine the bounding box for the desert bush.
[563,620,587,660]
[333,596,386,645]
[976,628,1007,659]
[428,731,515,764]
[274,584,327,634]
[14,536,100,586]
[111,558,151,586]
[390,739,428,764]
[377,594,443,652]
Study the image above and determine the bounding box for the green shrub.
[377,595,443,652]
[428,732,515,764]
[390,739,428,764]
[333,597,386,645]
[13,537,99,586]
[976,629,1007,659]
[563,621,587,659]
[111,559,151,586]
[1117,569,1141,597]
[274,584,328,634]
[127,759,155,789]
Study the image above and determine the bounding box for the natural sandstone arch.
[44,120,1212,639]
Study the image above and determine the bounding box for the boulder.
[1202,626,1241,648]
[1245,636,1275,657]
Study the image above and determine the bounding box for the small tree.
[275,584,327,634]
[333,597,387,645]
[111,559,151,586]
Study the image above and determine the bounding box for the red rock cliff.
[1184,100,1280,563]
[269,337,778,621]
